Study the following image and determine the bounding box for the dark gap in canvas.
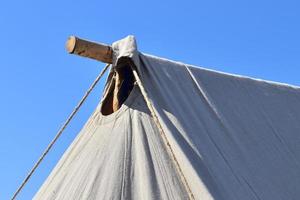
[101,64,135,115]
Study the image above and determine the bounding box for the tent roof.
[35,36,300,200]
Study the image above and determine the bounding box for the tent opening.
[101,64,135,115]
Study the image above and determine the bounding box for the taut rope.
[11,64,110,200]
[131,66,195,200]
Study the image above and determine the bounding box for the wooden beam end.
[65,35,113,63]
[66,36,77,54]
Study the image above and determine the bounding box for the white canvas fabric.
[35,36,300,200]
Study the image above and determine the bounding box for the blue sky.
[0,0,299,199]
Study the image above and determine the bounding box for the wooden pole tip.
[66,36,77,53]
[65,35,113,63]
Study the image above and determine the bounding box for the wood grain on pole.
[66,36,113,64]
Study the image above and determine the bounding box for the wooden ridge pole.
[65,36,113,64]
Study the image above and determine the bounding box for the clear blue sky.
[1,0,299,199]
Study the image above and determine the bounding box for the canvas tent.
[34,36,300,200]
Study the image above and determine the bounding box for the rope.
[11,64,110,200]
[130,66,195,200]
